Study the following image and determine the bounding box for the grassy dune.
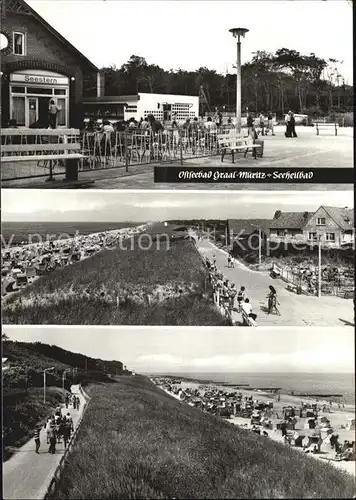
[51,376,355,499]
[3,238,227,325]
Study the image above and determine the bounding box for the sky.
[27,0,353,85]
[5,326,354,373]
[2,190,354,222]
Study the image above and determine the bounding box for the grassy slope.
[3,238,227,325]
[51,376,355,499]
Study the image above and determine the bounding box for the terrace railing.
[1,126,235,181]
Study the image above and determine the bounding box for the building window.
[12,96,25,126]
[276,230,286,237]
[11,86,25,93]
[316,217,326,226]
[308,232,318,241]
[13,32,25,55]
[326,233,335,241]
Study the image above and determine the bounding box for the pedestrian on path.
[76,396,81,409]
[65,394,70,409]
[73,397,77,410]
[66,413,74,433]
[45,417,52,444]
[34,425,41,454]
[48,425,57,454]
[237,286,246,311]
[62,419,71,448]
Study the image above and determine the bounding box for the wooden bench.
[241,309,257,326]
[314,122,338,136]
[218,135,262,162]
[1,128,92,184]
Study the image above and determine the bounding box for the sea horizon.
[147,371,355,404]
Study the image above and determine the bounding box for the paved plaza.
[2,126,353,190]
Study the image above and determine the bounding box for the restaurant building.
[0,0,99,128]
[82,92,200,123]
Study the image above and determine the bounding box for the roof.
[321,206,354,230]
[227,219,271,236]
[7,0,98,72]
[270,212,313,229]
[82,95,138,104]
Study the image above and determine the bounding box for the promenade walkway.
[3,385,86,500]
[196,238,354,327]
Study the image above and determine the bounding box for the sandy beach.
[157,377,355,477]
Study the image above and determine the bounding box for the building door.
[163,104,172,121]
[38,97,50,127]
[28,97,38,127]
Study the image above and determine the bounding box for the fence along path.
[3,384,88,500]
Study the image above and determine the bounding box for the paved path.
[196,239,354,327]
[3,385,85,500]
[2,126,353,189]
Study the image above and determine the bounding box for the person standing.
[247,113,254,138]
[290,112,298,137]
[285,111,292,137]
[267,111,275,136]
[48,99,59,129]
[34,425,41,454]
[259,112,265,136]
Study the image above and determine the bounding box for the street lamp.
[43,367,55,404]
[229,27,249,133]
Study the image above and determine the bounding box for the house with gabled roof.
[269,207,354,248]
[1,0,99,128]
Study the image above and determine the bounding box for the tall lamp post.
[43,367,55,404]
[229,27,249,133]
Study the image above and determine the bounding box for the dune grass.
[50,376,355,499]
[3,238,227,325]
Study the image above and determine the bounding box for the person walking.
[48,99,59,129]
[267,285,280,315]
[62,419,71,448]
[65,394,70,409]
[48,424,57,454]
[66,413,74,433]
[76,396,81,410]
[34,425,41,454]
